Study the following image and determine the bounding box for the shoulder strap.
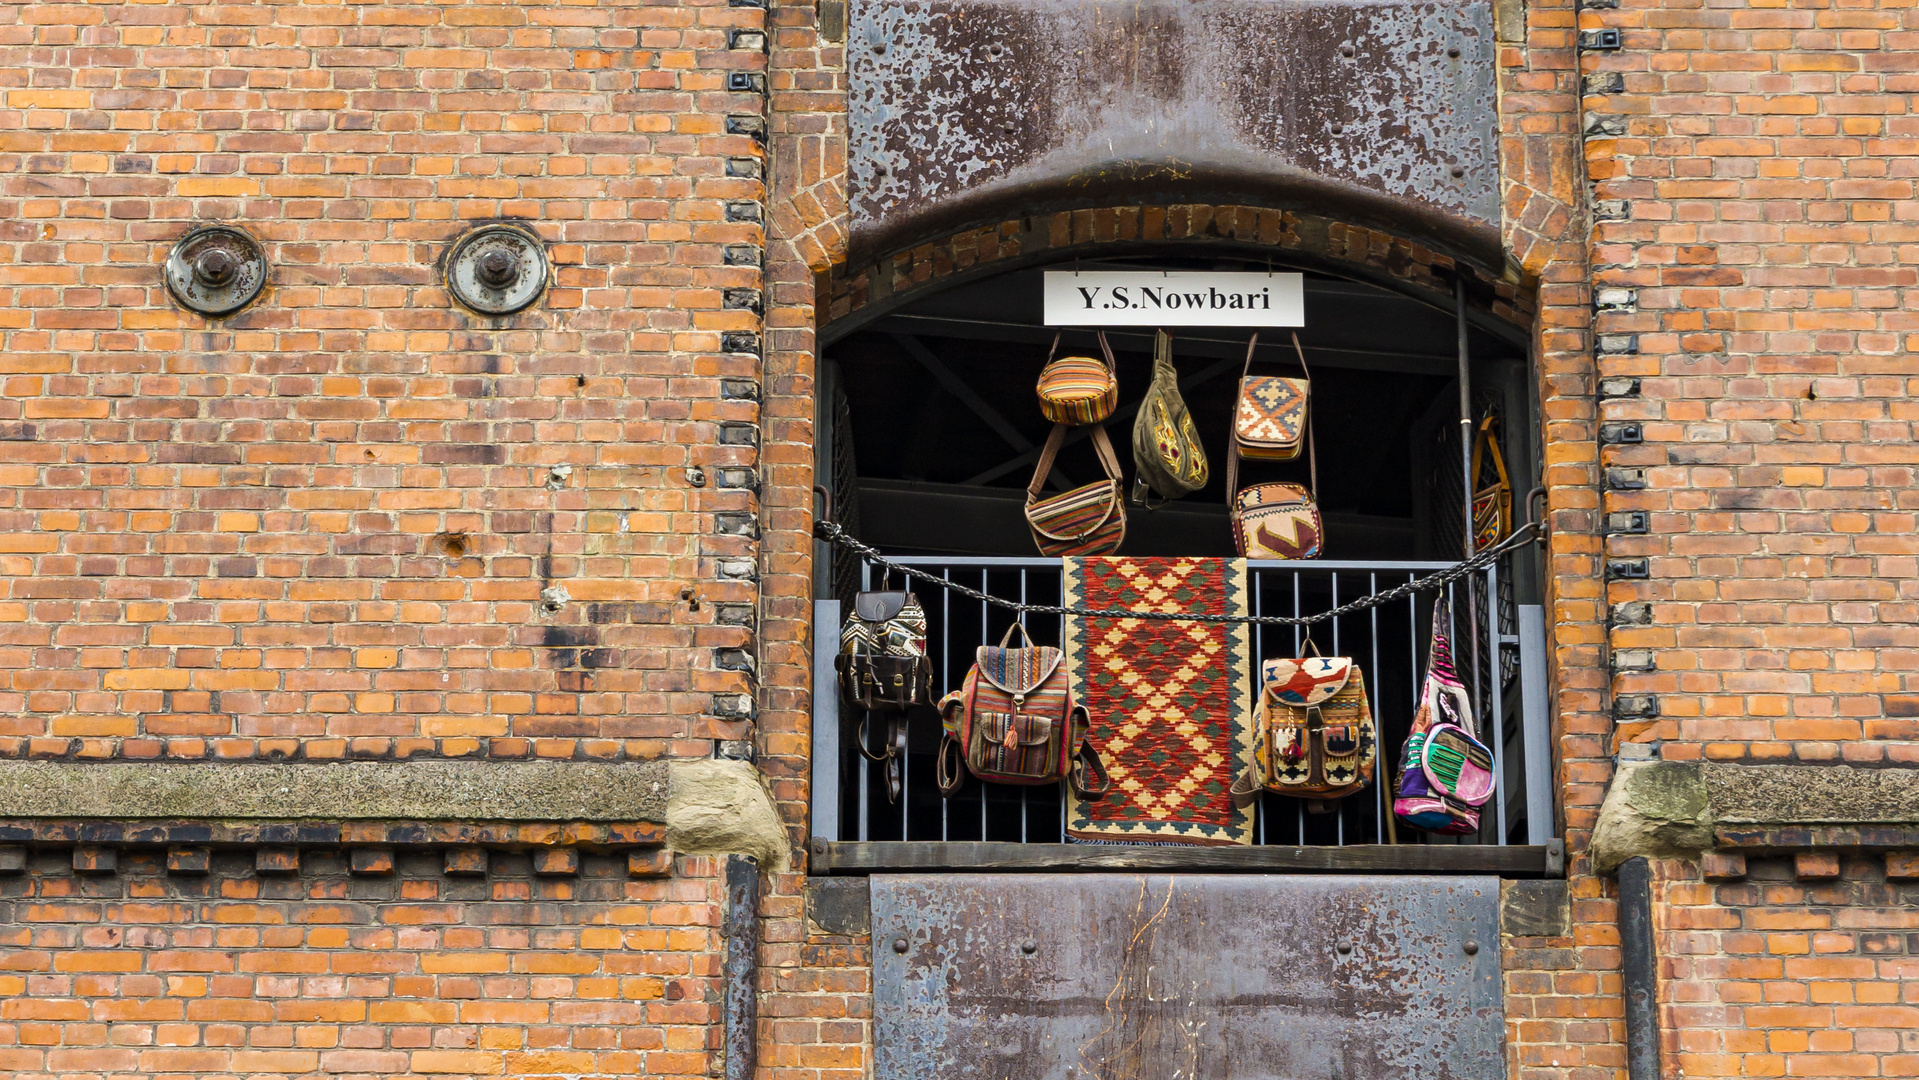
[1087,423,1123,484]
[1028,422,1068,500]
[1225,333,1259,506]
[1475,414,1509,489]
[1291,332,1318,500]
[1096,330,1115,375]
[1045,332,1061,366]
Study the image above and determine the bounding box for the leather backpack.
[1130,329,1209,505]
[937,622,1110,799]
[1232,650,1376,804]
[835,589,934,803]
[1226,333,1323,559]
[1036,331,1119,426]
[1025,422,1127,556]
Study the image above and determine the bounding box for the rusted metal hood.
[848,0,1500,261]
[872,873,1505,1079]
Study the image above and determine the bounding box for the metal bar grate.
[817,557,1550,850]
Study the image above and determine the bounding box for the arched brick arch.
[817,203,1537,339]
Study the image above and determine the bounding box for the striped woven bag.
[1024,422,1126,556]
[1036,331,1119,426]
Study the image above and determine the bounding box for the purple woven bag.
[1392,601,1495,835]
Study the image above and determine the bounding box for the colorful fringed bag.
[1392,599,1496,835]
[1036,331,1119,426]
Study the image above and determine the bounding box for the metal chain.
[811,519,1541,626]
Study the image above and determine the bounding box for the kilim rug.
[1063,557,1255,846]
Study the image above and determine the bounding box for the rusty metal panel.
[872,874,1504,1080]
[848,0,1500,260]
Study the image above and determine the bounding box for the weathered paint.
[872,873,1504,1080]
[848,0,1501,260]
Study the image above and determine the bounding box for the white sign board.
[1043,271,1305,327]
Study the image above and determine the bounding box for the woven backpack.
[936,622,1110,798]
[1130,329,1209,505]
[834,588,934,803]
[1036,331,1119,426]
[1232,649,1377,804]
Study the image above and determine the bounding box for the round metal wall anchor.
[892,937,909,954]
[1464,939,1480,955]
[165,225,267,316]
[447,224,547,315]
[1020,940,1038,955]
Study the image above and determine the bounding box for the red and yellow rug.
[1063,558,1255,846]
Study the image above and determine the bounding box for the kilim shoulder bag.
[1392,599,1496,835]
[1231,646,1377,804]
[1130,329,1209,505]
[1025,421,1127,556]
[1226,333,1324,560]
[1471,413,1514,552]
[1036,331,1119,426]
[936,621,1111,799]
[834,587,935,802]
[1233,330,1310,461]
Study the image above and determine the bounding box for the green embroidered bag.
[1130,329,1209,504]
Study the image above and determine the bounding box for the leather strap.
[936,733,963,796]
[1230,762,1263,808]
[1045,331,1061,366]
[1224,333,1258,506]
[857,710,910,803]
[1071,742,1112,800]
[1095,329,1116,375]
[1291,331,1318,500]
[1028,421,1124,501]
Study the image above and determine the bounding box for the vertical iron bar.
[980,567,989,840]
[810,599,842,844]
[1456,274,1475,560]
[1253,567,1265,846]
[1019,567,1029,844]
[1487,564,1508,844]
[857,559,871,842]
[1370,572,1383,844]
[1294,571,1304,845]
[1332,571,1343,847]
[940,563,951,842]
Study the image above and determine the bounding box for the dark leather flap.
[854,590,913,622]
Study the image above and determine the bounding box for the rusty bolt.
[1020,940,1037,955]
[892,937,908,954]
[1330,122,1344,135]
[1447,45,1461,58]
[1450,164,1466,178]
[1339,43,1355,57]
[1464,939,1480,955]
[810,838,826,854]
[1336,941,1352,955]
[194,248,237,286]
[477,247,519,288]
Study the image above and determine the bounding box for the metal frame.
[809,555,1557,872]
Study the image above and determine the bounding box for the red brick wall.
[0,0,770,765]
[1658,856,1919,1079]
[1585,0,1919,766]
[0,849,728,1077]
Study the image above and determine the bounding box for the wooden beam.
[813,840,1564,878]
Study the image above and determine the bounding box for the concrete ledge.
[1591,762,1919,874]
[0,761,669,824]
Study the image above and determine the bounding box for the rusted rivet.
[1448,45,1462,58]
[1330,122,1344,135]
[1339,43,1355,57]
[1336,941,1352,955]
[1450,164,1466,178]
[810,838,826,854]
[892,937,908,954]
[1020,940,1037,955]
[872,39,886,53]
[194,247,236,286]
[1464,939,1480,955]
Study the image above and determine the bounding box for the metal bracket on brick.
[165,224,269,316]
[446,223,547,315]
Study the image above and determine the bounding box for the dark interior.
[820,255,1535,567]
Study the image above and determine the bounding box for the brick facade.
[2,0,1915,1073]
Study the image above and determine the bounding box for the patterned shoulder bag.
[1226,332,1324,560]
